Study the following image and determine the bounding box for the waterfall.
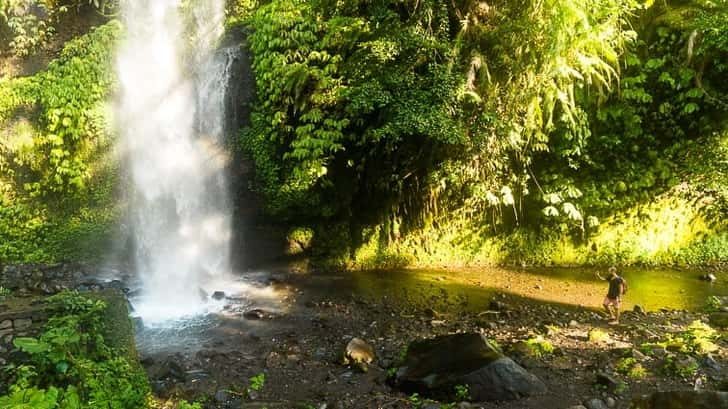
[117,0,234,324]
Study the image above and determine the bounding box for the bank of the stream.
[1,264,727,408]
[130,266,727,409]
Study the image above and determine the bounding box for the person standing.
[597,266,627,324]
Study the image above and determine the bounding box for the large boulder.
[394,333,546,401]
[631,390,728,409]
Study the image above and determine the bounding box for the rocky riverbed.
[138,270,728,409]
[2,264,727,408]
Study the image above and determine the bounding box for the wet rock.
[106,279,126,290]
[595,372,620,393]
[647,345,667,358]
[313,347,329,361]
[631,390,728,409]
[198,288,209,301]
[704,354,721,372]
[701,273,717,282]
[146,358,186,382]
[344,338,375,369]
[709,312,728,328]
[214,389,241,407]
[566,406,587,409]
[489,300,508,311]
[605,397,616,408]
[266,351,284,368]
[395,333,546,401]
[424,308,440,318]
[14,318,32,330]
[633,305,645,315]
[0,320,11,330]
[132,316,144,333]
[244,309,267,320]
[631,348,647,362]
[212,291,226,300]
[675,355,699,374]
[584,398,609,409]
[509,341,536,359]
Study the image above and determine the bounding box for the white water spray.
[117,0,234,324]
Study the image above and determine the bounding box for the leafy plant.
[615,357,647,379]
[247,372,266,394]
[663,355,699,378]
[454,384,470,401]
[0,21,121,264]
[524,335,555,357]
[0,291,150,408]
[706,296,722,312]
[588,328,610,343]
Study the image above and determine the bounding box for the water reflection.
[313,267,727,312]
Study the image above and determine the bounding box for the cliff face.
[226,27,289,271]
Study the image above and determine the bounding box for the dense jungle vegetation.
[241,0,728,268]
[0,0,727,268]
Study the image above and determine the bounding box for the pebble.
[631,349,647,361]
[605,397,616,408]
[584,398,609,409]
[211,291,225,300]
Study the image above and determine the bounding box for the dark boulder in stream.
[631,390,728,409]
[394,333,546,401]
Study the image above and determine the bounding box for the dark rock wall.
[226,28,288,271]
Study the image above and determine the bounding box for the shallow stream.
[131,266,727,355]
[310,266,727,312]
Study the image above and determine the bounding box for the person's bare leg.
[603,304,614,320]
[614,307,620,323]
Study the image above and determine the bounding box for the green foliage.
[0,286,10,296]
[241,0,728,268]
[453,384,470,402]
[386,367,397,378]
[247,372,265,393]
[588,328,610,343]
[243,0,462,219]
[706,296,722,312]
[615,357,648,378]
[0,0,117,57]
[0,21,120,264]
[0,291,150,409]
[524,335,555,357]
[177,401,202,409]
[679,320,720,354]
[663,354,699,378]
[642,320,720,355]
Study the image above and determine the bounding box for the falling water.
[117,0,234,324]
